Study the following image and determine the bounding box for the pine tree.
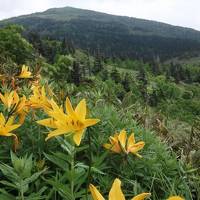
[170,62,181,83]
[68,39,75,55]
[27,31,43,55]
[137,66,148,103]
[71,61,81,86]
[110,68,121,83]
[61,37,69,55]
[149,90,158,107]
[121,73,131,92]
[99,68,109,81]
[151,55,161,75]
[86,51,92,76]
[185,69,192,83]
[92,47,103,74]
[61,37,75,55]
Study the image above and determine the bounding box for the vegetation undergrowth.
[0,24,199,200]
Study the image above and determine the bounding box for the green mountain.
[1,6,200,60]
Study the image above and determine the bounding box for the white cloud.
[0,0,199,30]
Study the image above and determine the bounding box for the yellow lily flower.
[0,113,21,149]
[18,65,32,78]
[104,130,145,158]
[37,97,100,146]
[103,133,122,153]
[64,97,100,145]
[167,196,184,200]
[0,91,27,114]
[89,178,151,200]
[0,91,16,109]
[28,86,52,110]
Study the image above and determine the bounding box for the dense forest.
[1,7,200,61]
[0,7,200,200]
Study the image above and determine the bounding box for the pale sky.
[0,0,199,30]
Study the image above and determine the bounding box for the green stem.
[20,192,24,200]
[20,182,24,200]
[86,128,92,200]
[5,105,16,123]
[71,146,75,200]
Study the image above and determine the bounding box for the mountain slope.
[1,7,200,60]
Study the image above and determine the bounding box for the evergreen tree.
[137,66,148,103]
[185,69,192,83]
[151,55,161,75]
[121,73,131,92]
[27,31,43,55]
[110,68,121,84]
[68,39,75,55]
[86,51,92,76]
[60,37,75,55]
[93,56,103,74]
[92,48,103,74]
[99,68,109,81]
[71,61,81,86]
[61,37,69,55]
[149,90,158,107]
[166,69,171,80]
[170,62,181,83]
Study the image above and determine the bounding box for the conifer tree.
[137,66,148,103]
[68,39,75,55]
[71,61,81,86]
[151,55,161,75]
[61,37,69,55]
[185,69,192,83]
[92,47,103,74]
[61,37,75,55]
[121,73,131,92]
[86,51,92,76]
[149,90,158,107]
[99,68,109,81]
[110,68,121,84]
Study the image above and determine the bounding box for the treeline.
[2,15,200,62]
[0,24,200,124]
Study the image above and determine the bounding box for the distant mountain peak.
[1,6,200,60]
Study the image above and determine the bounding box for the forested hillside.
[1,7,200,61]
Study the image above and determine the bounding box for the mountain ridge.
[4,6,199,31]
[1,6,200,60]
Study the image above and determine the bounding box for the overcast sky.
[0,0,199,30]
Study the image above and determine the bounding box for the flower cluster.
[0,64,41,89]
[89,178,184,200]
[0,65,185,200]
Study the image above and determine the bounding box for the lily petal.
[6,124,21,133]
[7,116,15,126]
[129,141,145,154]
[103,143,112,150]
[45,128,72,141]
[167,196,184,200]
[75,99,86,121]
[89,184,105,200]
[0,113,6,125]
[127,134,135,150]
[84,119,100,128]
[132,193,151,200]
[37,118,57,128]
[65,97,76,116]
[118,130,127,152]
[73,129,85,146]
[109,178,125,200]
